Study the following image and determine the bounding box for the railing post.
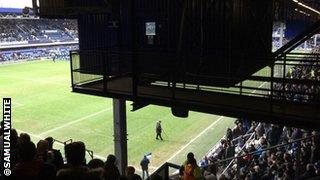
[282,54,286,101]
[165,163,169,180]
[270,63,274,112]
[70,51,75,89]
[314,54,319,102]
[103,51,108,93]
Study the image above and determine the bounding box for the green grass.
[0,60,236,171]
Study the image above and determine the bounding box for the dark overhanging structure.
[35,0,320,174]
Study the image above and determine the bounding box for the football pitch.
[0,60,236,171]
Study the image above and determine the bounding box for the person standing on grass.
[156,121,163,140]
[140,155,150,179]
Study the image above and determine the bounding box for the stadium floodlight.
[292,0,320,15]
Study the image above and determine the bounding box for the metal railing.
[147,162,181,180]
[70,50,320,105]
[53,138,95,160]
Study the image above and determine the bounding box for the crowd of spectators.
[273,47,320,103]
[0,46,78,62]
[177,119,320,180]
[0,18,78,43]
[0,124,147,180]
[0,17,78,63]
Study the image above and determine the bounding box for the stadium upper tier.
[0,18,78,44]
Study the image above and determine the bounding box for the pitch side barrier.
[0,41,78,51]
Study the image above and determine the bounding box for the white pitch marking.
[251,81,268,94]
[165,116,224,163]
[39,108,112,136]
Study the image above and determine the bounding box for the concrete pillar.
[113,98,128,175]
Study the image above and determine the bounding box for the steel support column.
[113,98,128,175]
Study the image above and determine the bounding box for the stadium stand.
[0,18,78,43]
[0,17,78,63]
[202,123,319,180]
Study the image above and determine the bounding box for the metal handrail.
[53,138,95,160]
[221,132,255,175]
[53,138,73,145]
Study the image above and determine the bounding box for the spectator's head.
[19,133,31,144]
[11,129,18,147]
[37,140,49,152]
[45,137,54,149]
[88,159,105,169]
[125,166,135,177]
[64,141,86,166]
[187,152,194,161]
[237,122,242,128]
[105,154,117,165]
[18,141,36,162]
